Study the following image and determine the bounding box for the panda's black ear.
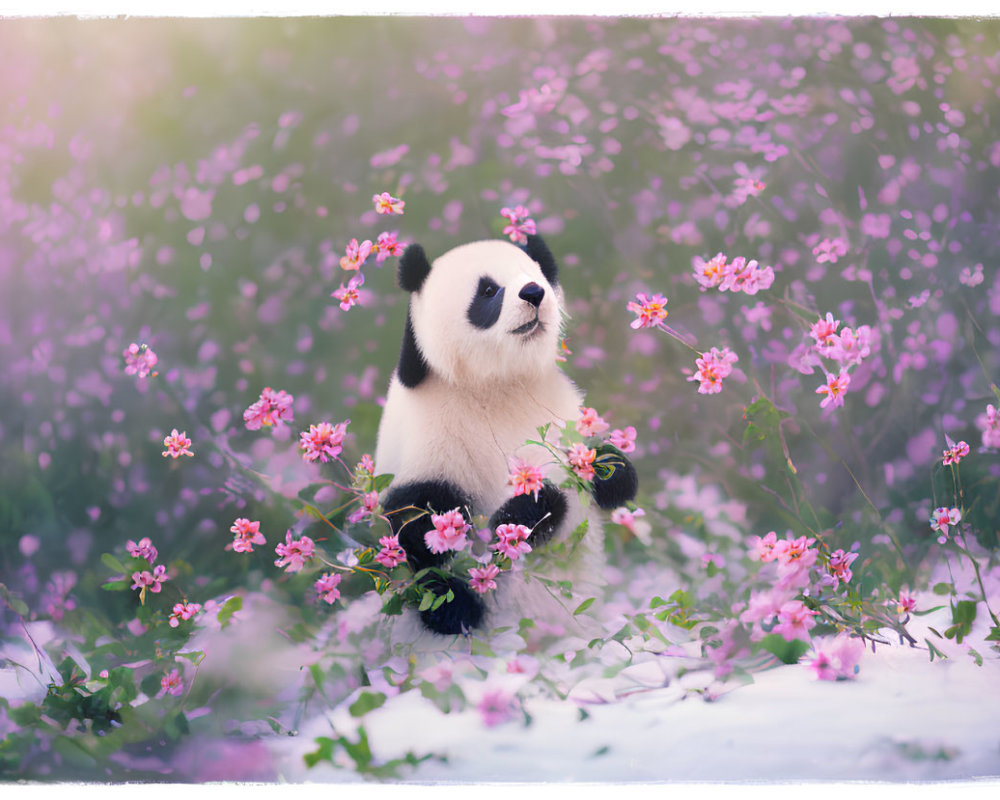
[398,244,432,293]
[524,234,558,287]
[397,307,430,388]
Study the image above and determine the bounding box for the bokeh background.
[2,15,999,781]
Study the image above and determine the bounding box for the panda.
[374,234,638,637]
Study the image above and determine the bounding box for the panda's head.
[394,235,563,388]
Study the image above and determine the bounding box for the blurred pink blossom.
[168,601,202,627]
[802,633,864,680]
[162,429,194,458]
[567,442,597,481]
[773,599,818,641]
[375,534,406,568]
[576,406,610,437]
[314,572,342,604]
[508,458,545,501]
[373,192,405,215]
[243,387,294,430]
[469,563,500,594]
[608,426,637,453]
[500,205,536,244]
[929,506,961,544]
[123,342,158,378]
[347,490,380,524]
[161,669,184,697]
[477,687,517,727]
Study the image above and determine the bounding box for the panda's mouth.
[510,317,542,337]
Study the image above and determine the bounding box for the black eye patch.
[466,276,505,329]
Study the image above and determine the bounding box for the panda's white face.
[410,240,563,387]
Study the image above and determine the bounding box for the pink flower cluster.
[500,205,536,244]
[825,548,859,589]
[229,518,266,553]
[375,534,406,568]
[126,537,158,564]
[627,292,669,330]
[274,532,315,572]
[131,564,168,594]
[347,490,380,524]
[340,231,403,273]
[314,572,342,604]
[567,442,597,481]
[424,508,470,554]
[929,506,961,544]
[299,420,350,463]
[573,406,638,453]
[805,313,873,410]
[688,346,739,394]
[162,429,194,458]
[168,601,202,627]
[812,236,849,265]
[243,387,294,430]
[123,342,159,378]
[492,523,532,561]
[802,633,864,681]
[160,669,184,697]
[692,253,775,295]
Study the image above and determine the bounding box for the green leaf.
[573,597,596,616]
[373,473,395,492]
[101,553,127,574]
[348,691,387,718]
[217,596,242,629]
[759,633,810,665]
[381,594,404,616]
[0,583,29,617]
[418,591,435,612]
[932,582,954,595]
[304,736,337,769]
[985,626,1000,642]
[101,579,130,592]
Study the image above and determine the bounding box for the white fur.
[375,239,605,640]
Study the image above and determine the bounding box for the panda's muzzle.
[511,282,545,335]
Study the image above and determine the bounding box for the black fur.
[488,481,568,547]
[590,444,639,510]
[418,573,486,635]
[398,244,432,293]
[523,235,558,288]
[467,276,505,329]
[382,480,474,572]
[396,308,430,388]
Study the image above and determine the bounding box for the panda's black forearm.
[417,573,486,636]
[382,480,474,572]
[590,445,639,510]
[488,481,568,546]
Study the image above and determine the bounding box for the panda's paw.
[488,480,568,546]
[418,574,486,635]
[383,480,474,572]
[591,444,639,510]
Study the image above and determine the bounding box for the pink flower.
[168,601,202,627]
[816,370,851,409]
[126,537,158,565]
[892,591,917,616]
[500,205,536,244]
[608,426,637,453]
[356,454,375,475]
[929,506,962,544]
[627,292,669,330]
[274,532,315,572]
[243,387,295,430]
[374,534,407,568]
[576,406,610,438]
[567,442,597,482]
[347,490,380,524]
[718,257,774,295]
[610,506,646,534]
[979,404,1000,450]
[340,238,373,271]
[131,564,168,594]
[508,458,545,502]
[424,508,470,554]
[809,313,841,350]
[162,429,194,458]
[802,633,863,681]
[692,253,728,290]
[332,273,364,311]
[702,552,725,570]
[373,192,405,215]
[773,535,816,568]
[773,599,819,642]
[299,420,350,463]
[160,669,184,697]
[750,531,779,562]
[739,589,786,628]
[229,518,266,553]
[959,264,984,287]
[812,237,849,264]
[688,347,739,394]
[492,523,533,561]
[314,572,342,604]
[374,230,404,263]
[123,342,159,378]
[827,549,859,589]
[477,687,517,727]
[828,325,872,367]
[942,439,970,466]
[469,563,501,594]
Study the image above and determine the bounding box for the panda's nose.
[519,282,544,308]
